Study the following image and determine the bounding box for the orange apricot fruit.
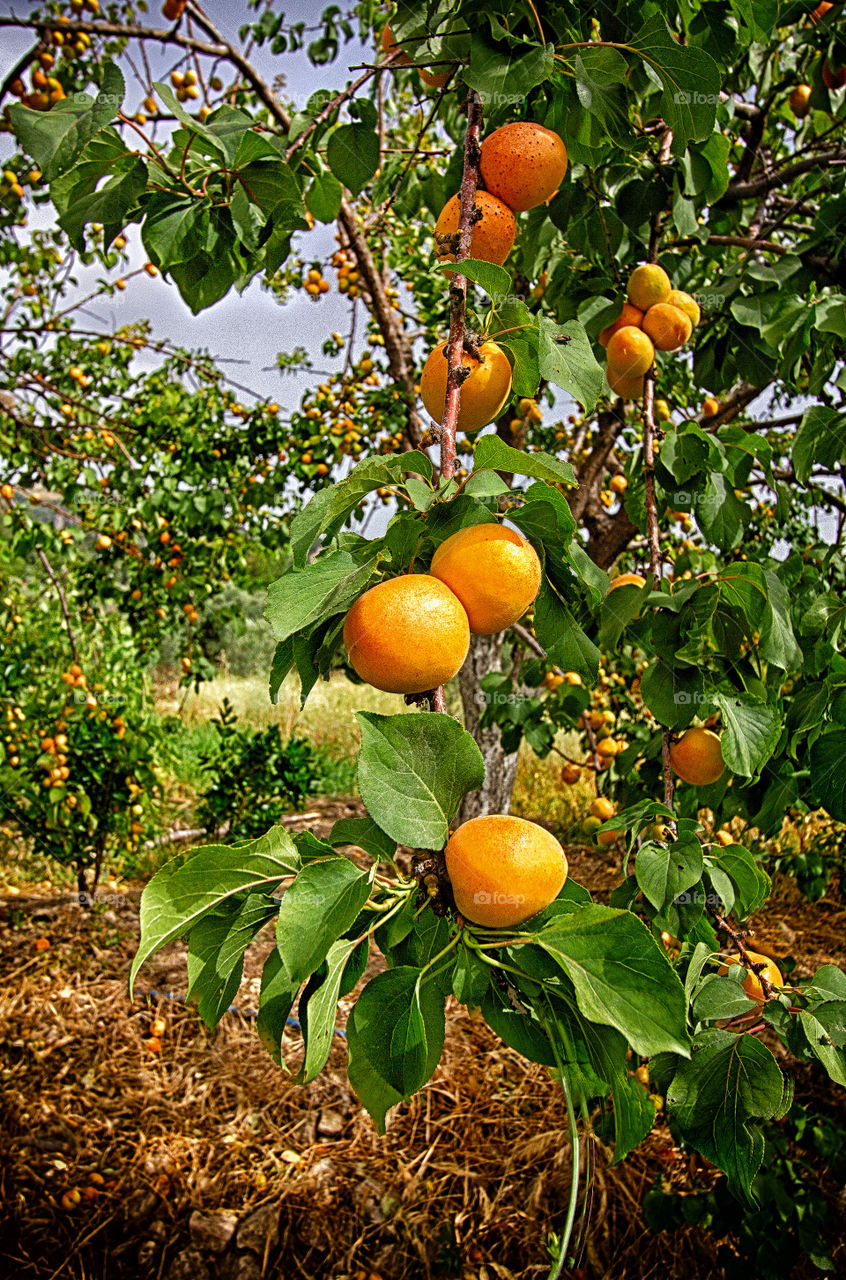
[598,301,645,347]
[420,340,512,433]
[608,573,646,592]
[642,303,692,352]
[718,951,783,1002]
[429,523,541,635]
[590,796,615,821]
[606,326,655,377]
[445,814,569,927]
[560,762,582,784]
[669,727,725,786]
[606,367,644,400]
[434,190,516,266]
[822,59,846,90]
[789,84,813,117]
[380,23,411,65]
[419,66,451,89]
[665,289,701,328]
[343,574,469,694]
[702,395,720,417]
[627,264,672,311]
[479,122,567,212]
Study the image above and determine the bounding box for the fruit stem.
[541,1001,581,1280]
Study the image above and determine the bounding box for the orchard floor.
[1,799,845,1280]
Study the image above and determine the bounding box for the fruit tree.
[2,0,846,1271]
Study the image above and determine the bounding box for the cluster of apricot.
[303,267,331,298]
[599,264,700,401]
[8,67,66,111]
[1,700,26,769]
[331,251,363,299]
[169,67,200,103]
[344,524,541,694]
[421,121,568,435]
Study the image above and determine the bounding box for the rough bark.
[456,633,520,822]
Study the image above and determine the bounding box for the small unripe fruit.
[445,814,568,927]
[702,396,720,417]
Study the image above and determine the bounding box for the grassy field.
[171,671,592,835]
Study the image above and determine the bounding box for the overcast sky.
[0,0,378,412]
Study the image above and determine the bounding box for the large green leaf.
[536,906,689,1056]
[290,453,432,566]
[347,1001,404,1133]
[627,14,721,152]
[9,62,124,181]
[537,317,605,414]
[330,815,397,863]
[712,691,781,777]
[256,948,300,1066]
[264,550,379,643]
[348,966,445,1097]
[130,826,301,991]
[667,1029,789,1201]
[357,712,485,850]
[635,835,703,914]
[298,937,360,1083]
[708,843,770,918]
[59,156,148,250]
[793,406,846,484]
[326,123,380,196]
[438,258,511,301]
[186,892,278,1028]
[142,194,210,270]
[463,33,554,99]
[473,435,576,486]
[276,857,373,984]
[809,730,846,822]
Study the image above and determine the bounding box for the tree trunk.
[456,633,520,822]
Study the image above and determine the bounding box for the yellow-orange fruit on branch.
[627,264,671,311]
[380,23,412,65]
[479,122,567,212]
[435,190,516,266]
[719,951,783,1002]
[666,289,701,328]
[608,573,646,592]
[669,727,725,786]
[642,303,692,352]
[343,574,469,694]
[420,340,512,433]
[606,326,655,377]
[445,814,569,927]
[598,302,644,347]
[430,524,541,635]
[606,367,644,400]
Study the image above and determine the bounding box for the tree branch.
[35,543,79,662]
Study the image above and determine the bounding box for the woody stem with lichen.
[430,89,483,716]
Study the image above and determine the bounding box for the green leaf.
[186,892,278,1028]
[290,453,432,566]
[152,81,225,154]
[712,692,781,777]
[306,170,343,222]
[59,155,148,251]
[131,827,301,991]
[264,550,379,644]
[537,318,605,414]
[330,815,397,863]
[238,159,303,218]
[809,731,846,822]
[464,469,512,498]
[709,844,770,919]
[640,661,703,729]
[692,975,757,1023]
[299,937,360,1083]
[793,406,846,484]
[349,967,445,1096]
[9,62,124,181]
[473,435,576,486]
[537,906,689,1057]
[438,257,512,301]
[452,942,492,1007]
[463,33,554,99]
[276,858,373,984]
[533,580,600,682]
[627,14,721,152]
[696,471,748,549]
[356,712,485,850]
[269,637,294,703]
[667,1029,788,1201]
[326,123,379,196]
[347,1001,404,1133]
[636,836,703,913]
[142,194,209,270]
[256,948,300,1066]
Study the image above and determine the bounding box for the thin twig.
[35,543,79,662]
